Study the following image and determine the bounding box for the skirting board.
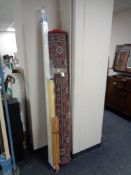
[72,144,101,158]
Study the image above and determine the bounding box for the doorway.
[105,0,131,120]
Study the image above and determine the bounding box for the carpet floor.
[1,110,131,175]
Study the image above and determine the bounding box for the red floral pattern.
[48,31,71,165]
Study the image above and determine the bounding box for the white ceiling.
[114,0,131,12]
[0,0,131,31]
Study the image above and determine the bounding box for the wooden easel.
[0,92,10,160]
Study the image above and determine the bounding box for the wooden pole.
[0,93,10,160]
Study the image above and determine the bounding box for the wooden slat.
[48,80,60,171]
[51,117,60,171]
[0,93,10,159]
[48,80,56,118]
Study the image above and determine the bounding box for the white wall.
[0,32,17,56]
[20,0,59,149]
[59,0,72,32]
[109,9,131,72]
[72,0,114,154]
[58,0,72,117]
[12,0,26,70]
[9,0,114,153]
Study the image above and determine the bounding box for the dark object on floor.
[12,166,20,175]
[3,98,24,162]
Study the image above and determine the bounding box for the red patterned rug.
[48,29,71,165]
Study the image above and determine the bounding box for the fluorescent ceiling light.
[6,27,16,32]
[6,22,15,32]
